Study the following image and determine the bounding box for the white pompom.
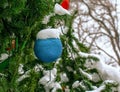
[54,3,71,15]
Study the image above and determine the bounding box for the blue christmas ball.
[34,38,62,63]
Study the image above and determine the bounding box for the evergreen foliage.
[0,0,117,92]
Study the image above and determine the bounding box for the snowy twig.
[79,68,92,80]
[86,85,105,92]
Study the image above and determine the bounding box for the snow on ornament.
[34,28,63,63]
[54,0,71,15]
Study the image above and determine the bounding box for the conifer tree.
[0,0,118,92]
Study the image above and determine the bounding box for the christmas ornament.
[54,0,70,15]
[61,0,69,10]
[34,28,63,63]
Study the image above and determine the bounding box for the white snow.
[36,26,69,39]
[18,64,24,75]
[34,64,44,72]
[42,13,55,24]
[0,53,9,62]
[72,80,80,88]
[17,64,44,82]
[65,86,70,92]
[78,51,100,59]
[66,66,74,72]
[39,68,57,85]
[83,52,120,91]
[17,70,30,82]
[86,85,105,92]
[86,80,118,92]
[39,68,62,92]
[79,68,92,80]
[36,28,60,39]
[60,73,69,83]
[54,3,71,15]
